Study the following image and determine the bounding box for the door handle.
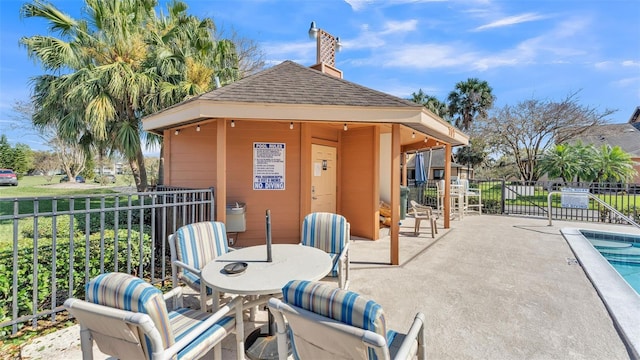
[312,186,317,200]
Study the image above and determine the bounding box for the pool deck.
[21,215,640,359]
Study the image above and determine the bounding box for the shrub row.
[0,229,151,338]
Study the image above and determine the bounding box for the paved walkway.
[20,215,638,359]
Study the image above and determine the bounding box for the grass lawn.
[0,175,135,249]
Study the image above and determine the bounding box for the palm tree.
[21,0,242,191]
[538,143,582,183]
[144,1,241,184]
[447,78,495,131]
[593,144,636,183]
[409,89,449,121]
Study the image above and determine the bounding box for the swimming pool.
[561,227,640,359]
[580,229,640,293]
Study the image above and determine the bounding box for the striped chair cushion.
[169,308,235,360]
[301,212,347,256]
[175,222,229,288]
[327,253,340,277]
[85,273,174,353]
[282,280,386,339]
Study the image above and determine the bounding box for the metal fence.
[0,187,214,336]
[408,180,640,224]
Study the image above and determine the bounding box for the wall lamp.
[174,129,180,135]
[231,120,235,128]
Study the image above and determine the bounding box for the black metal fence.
[408,180,640,224]
[0,187,214,336]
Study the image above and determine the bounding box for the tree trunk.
[157,145,164,186]
[129,147,148,192]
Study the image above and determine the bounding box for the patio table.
[201,243,332,360]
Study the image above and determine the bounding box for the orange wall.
[341,127,380,240]
[632,157,640,183]
[164,120,381,245]
[165,125,218,188]
[225,121,301,246]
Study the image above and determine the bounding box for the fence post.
[501,179,506,214]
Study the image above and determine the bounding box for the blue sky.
[1,0,639,152]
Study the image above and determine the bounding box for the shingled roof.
[177,60,422,108]
[572,123,640,157]
[143,60,469,146]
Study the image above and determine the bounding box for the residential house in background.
[570,106,640,184]
[405,149,472,185]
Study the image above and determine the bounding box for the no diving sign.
[253,142,285,190]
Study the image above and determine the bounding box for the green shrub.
[0,229,151,338]
[19,216,72,239]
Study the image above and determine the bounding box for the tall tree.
[409,89,449,120]
[447,78,495,131]
[478,92,615,182]
[20,0,250,191]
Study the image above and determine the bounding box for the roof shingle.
[192,60,422,108]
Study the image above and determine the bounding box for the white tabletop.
[201,244,332,296]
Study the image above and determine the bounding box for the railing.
[408,180,639,223]
[547,191,640,230]
[0,187,214,336]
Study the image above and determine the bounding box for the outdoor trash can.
[400,186,409,220]
[226,202,246,232]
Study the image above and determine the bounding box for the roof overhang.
[142,100,469,147]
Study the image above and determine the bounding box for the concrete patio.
[21,215,638,359]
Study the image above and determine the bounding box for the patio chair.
[301,212,350,289]
[409,200,438,238]
[436,179,464,220]
[169,221,231,311]
[64,272,244,360]
[459,179,482,215]
[268,280,426,360]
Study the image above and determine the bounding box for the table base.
[245,326,291,360]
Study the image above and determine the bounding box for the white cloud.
[622,60,640,67]
[344,0,446,12]
[380,19,418,34]
[474,13,548,31]
[381,43,479,69]
[612,76,640,88]
[261,41,315,59]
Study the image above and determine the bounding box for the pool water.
[581,230,640,294]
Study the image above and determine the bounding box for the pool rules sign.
[253,143,285,190]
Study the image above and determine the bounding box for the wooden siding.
[165,125,217,189]
[225,121,302,246]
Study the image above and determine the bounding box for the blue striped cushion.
[169,308,235,360]
[85,273,174,354]
[282,280,386,339]
[328,253,339,277]
[175,222,229,290]
[301,212,347,256]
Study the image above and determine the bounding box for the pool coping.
[561,227,640,359]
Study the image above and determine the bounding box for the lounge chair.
[169,221,231,311]
[301,212,350,289]
[64,272,244,360]
[409,200,438,238]
[268,280,426,360]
